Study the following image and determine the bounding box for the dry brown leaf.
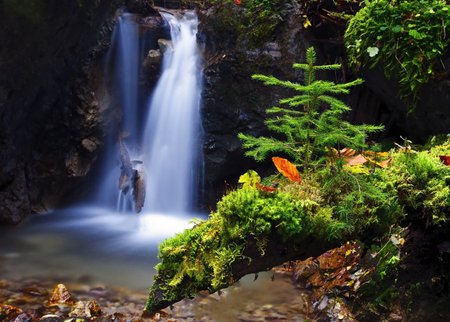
[339,147,357,158]
[345,154,367,166]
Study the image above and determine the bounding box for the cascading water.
[143,12,202,214]
[0,10,205,288]
[95,10,203,216]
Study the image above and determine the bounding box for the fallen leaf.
[256,183,277,192]
[88,300,102,317]
[439,155,450,166]
[345,154,367,166]
[48,284,75,306]
[340,147,356,158]
[272,157,302,183]
[0,305,22,321]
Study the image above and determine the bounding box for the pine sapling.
[238,47,383,170]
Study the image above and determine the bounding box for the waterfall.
[94,10,202,216]
[142,12,202,214]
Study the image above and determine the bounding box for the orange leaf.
[272,157,302,183]
[234,0,241,4]
[439,155,450,166]
[256,183,277,192]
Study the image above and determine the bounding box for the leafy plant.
[345,0,450,108]
[239,46,383,169]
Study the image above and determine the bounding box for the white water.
[142,12,202,213]
[93,10,203,218]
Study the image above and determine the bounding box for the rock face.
[0,0,123,223]
[198,4,317,205]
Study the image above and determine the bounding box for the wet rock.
[158,39,173,54]
[40,314,62,322]
[125,0,158,15]
[144,49,162,66]
[0,0,122,223]
[81,139,97,153]
[12,312,33,322]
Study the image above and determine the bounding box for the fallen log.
[145,232,335,313]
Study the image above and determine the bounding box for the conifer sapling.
[238,47,383,169]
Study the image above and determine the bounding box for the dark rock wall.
[199,5,315,205]
[0,0,123,223]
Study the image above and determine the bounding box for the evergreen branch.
[252,74,306,91]
[292,63,309,70]
[267,106,305,115]
[333,78,364,90]
[318,95,351,112]
[280,95,312,107]
[313,64,342,70]
[238,133,299,162]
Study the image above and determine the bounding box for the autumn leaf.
[234,0,241,4]
[439,155,450,166]
[340,147,357,158]
[256,183,277,192]
[272,157,302,183]
[346,154,368,166]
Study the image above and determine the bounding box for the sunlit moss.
[146,141,450,312]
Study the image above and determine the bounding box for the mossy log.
[145,233,334,313]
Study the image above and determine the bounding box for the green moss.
[344,0,450,108]
[147,141,450,312]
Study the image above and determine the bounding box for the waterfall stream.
[96,10,203,217]
[143,12,202,214]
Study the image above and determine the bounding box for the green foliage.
[202,0,284,46]
[345,0,450,108]
[242,0,284,45]
[238,170,261,188]
[147,141,450,311]
[239,47,383,168]
[385,145,450,224]
[146,183,345,311]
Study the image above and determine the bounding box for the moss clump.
[146,187,332,311]
[146,140,450,312]
[345,0,450,107]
